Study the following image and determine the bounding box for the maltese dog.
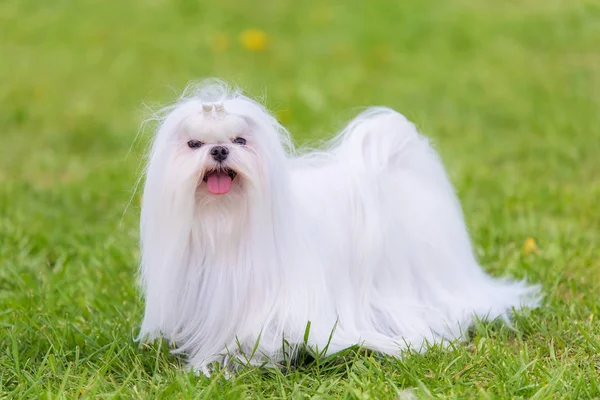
[137,80,539,374]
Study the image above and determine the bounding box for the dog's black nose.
[210,146,229,162]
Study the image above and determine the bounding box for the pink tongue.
[206,171,233,194]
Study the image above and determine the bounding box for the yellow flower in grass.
[523,237,539,254]
[240,29,269,52]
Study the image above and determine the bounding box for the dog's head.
[143,81,290,214]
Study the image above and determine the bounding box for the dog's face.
[144,95,288,221]
[175,112,260,198]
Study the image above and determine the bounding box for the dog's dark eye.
[187,140,203,149]
[232,137,246,145]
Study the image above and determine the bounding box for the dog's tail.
[328,107,422,173]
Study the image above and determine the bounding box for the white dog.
[138,80,539,374]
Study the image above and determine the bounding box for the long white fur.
[138,79,540,372]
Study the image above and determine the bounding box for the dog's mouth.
[202,168,238,195]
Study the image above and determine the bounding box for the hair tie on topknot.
[214,102,226,118]
[202,103,213,116]
[201,102,227,119]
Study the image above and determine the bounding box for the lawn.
[1,0,599,398]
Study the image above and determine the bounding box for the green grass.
[1,0,599,398]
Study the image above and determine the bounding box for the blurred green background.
[1,0,599,398]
